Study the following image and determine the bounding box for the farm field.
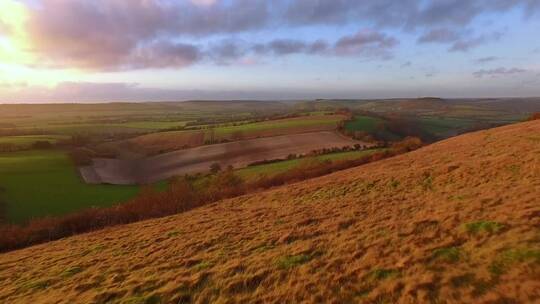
[111,114,347,156]
[344,115,384,133]
[1,120,537,303]
[0,101,291,136]
[0,135,70,148]
[81,131,366,185]
[0,150,146,223]
[236,149,382,181]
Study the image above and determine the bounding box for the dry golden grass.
[0,121,539,303]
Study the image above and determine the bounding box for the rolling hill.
[0,120,538,303]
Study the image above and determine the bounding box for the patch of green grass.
[251,243,275,253]
[432,247,461,263]
[421,174,434,191]
[388,179,400,189]
[489,248,540,276]
[121,294,162,304]
[0,135,70,148]
[450,273,475,288]
[18,279,50,292]
[417,117,476,137]
[192,261,213,272]
[209,115,344,141]
[507,164,520,176]
[0,150,145,223]
[464,221,505,235]
[167,230,183,238]
[345,115,384,133]
[276,254,313,269]
[368,268,400,281]
[61,266,83,278]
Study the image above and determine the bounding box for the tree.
[527,112,540,121]
[210,162,222,173]
[32,141,53,149]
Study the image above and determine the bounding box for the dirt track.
[81,131,364,185]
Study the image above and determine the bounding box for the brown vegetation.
[527,112,540,121]
[0,120,538,303]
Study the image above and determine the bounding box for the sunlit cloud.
[0,0,538,101]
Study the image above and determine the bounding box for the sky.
[0,0,539,103]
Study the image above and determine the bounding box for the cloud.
[475,56,498,64]
[128,42,202,70]
[24,0,270,70]
[449,31,503,52]
[418,28,503,52]
[473,67,527,78]
[202,29,398,63]
[334,30,398,58]
[252,39,330,56]
[417,28,461,43]
[401,61,412,68]
[13,0,540,70]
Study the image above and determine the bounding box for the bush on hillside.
[391,137,423,153]
[527,112,540,121]
[31,141,53,149]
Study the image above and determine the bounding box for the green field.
[235,149,382,180]
[345,115,384,133]
[0,135,70,148]
[0,150,146,223]
[210,115,344,140]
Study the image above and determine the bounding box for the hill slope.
[1,121,539,303]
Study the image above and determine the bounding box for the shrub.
[391,136,423,153]
[210,162,222,173]
[31,141,53,149]
[527,112,540,121]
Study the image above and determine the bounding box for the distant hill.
[0,120,538,303]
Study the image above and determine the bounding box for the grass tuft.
[489,248,540,276]
[122,294,162,304]
[276,254,312,269]
[421,173,434,191]
[368,268,400,281]
[193,261,213,272]
[19,279,50,292]
[464,221,505,235]
[61,266,83,278]
[432,247,461,263]
[167,230,183,238]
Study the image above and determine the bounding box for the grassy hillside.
[0,121,538,303]
[0,150,144,223]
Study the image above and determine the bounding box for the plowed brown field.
[81,131,363,185]
[1,121,539,303]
